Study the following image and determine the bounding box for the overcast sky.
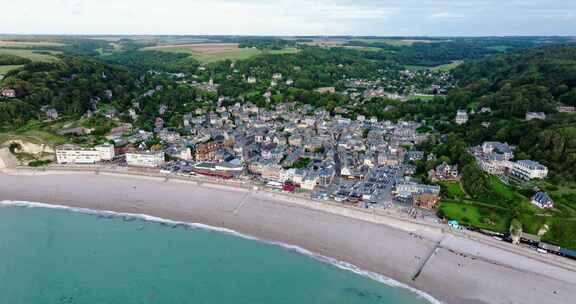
[2,0,575,36]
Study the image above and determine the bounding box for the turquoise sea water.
[0,202,434,304]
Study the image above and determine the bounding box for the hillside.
[452,44,576,117]
[444,45,576,180]
[0,56,137,129]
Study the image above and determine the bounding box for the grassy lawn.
[440,181,466,199]
[440,200,511,232]
[267,47,299,55]
[431,60,464,72]
[406,60,463,72]
[0,48,60,62]
[438,177,576,249]
[0,119,71,146]
[488,176,518,201]
[409,94,437,101]
[0,130,68,146]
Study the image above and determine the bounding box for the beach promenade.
[1,168,576,304]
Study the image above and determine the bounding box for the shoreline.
[0,200,442,304]
[1,169,576,303]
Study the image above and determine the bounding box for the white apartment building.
[526,112,546,121]
[126,151,165,168]
[511,160,548,180]
[455,109,469,125]
[56,144,115,164]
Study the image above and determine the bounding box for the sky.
[2,0,576,36]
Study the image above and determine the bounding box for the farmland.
[0,40,64,48]
[431,60,464,72]
[0,65,22,76]
[303,38,439,47]
[144,43,298,63]
[0,49,60,62]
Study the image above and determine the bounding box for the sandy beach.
[1,170,575,304]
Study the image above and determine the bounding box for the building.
[165,145,192,160]
[191,161,243,179]
[195,139,235,161]
[126,151,165,168]
[511,160,548,180]
[41,106,59,121]
[301,173,320,191]
[558,105,575,113]
[526,112,546,121]
[455,109,469,125]
[428,162,459,181]
[154,117,165,131]
[56,144,115,164]
[315,87,336,94]
[395,182,441,196]
[1,88,16,98]
[482,142,514,160]
[531,192,554,209]
[413,193,441,209]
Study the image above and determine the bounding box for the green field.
[409,94,438,101]
[438,177,576,248]
[441,181,466,198]
[0,40,64,48]
[188,48,297,64]
[145,44,298,64]
[440,200,511,232]
[406,60,463,72]
[0,65,22,75]
[431,60,463,72]
[0,130,67,146]
[0,48,60,62]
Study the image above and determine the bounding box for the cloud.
[0,0,574,36]
[429,12,466,21]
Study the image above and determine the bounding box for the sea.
[0,201,439,304]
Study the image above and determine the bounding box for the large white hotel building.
[125,151,165,168]
[56,144,115,164]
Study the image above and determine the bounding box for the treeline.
[344,40,494,66]
[237,38,296,50]
[103,50,199,73]
[344,37,566,67]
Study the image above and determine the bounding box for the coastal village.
[37,73,560,245]
[3,70,557,213]
[1,41,575,263]
[46,97,575,259]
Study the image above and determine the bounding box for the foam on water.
[0,200,443,304]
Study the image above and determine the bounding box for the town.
[51,98,552,220]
